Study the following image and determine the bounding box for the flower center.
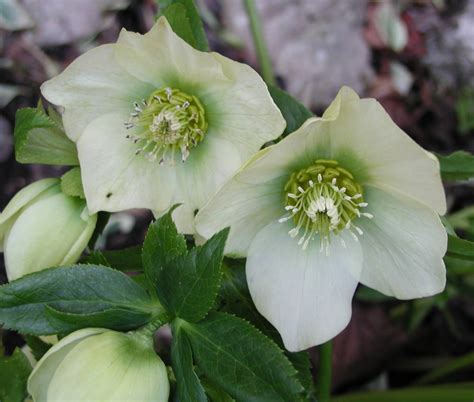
[279,159,373,252]
[124,87,207,164]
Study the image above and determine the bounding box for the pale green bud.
[0,178,97,280]
[28,328,170,402]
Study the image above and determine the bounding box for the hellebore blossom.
[28,328,169,402]
[40,17,285,233]
[196,87,447,352]
[0,178,97,280]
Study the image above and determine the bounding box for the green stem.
[243,0,276,85]
[316,340,333,402]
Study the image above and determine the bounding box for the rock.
[19,0,131,47]
[221,0,373,109]
[412,2,474,89]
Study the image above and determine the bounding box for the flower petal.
[357,185,447,299]
[247,221,363,352]
[4,193,97,280]
[115,17,285,161]
[46,331,168,401]
[169,136,241,234]
[198,53,286,159]
[114,17,225,89]
[41,44,154,141]
[28,328,106,402]
[0,178,60,251]
[326,86,446,215]
[196,118,330,255]
[77,112,176,213]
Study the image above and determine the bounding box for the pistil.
[124,87,207,164]
[279,159,373,252]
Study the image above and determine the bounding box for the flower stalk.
[243,0,276,86]
[316,340,333,402]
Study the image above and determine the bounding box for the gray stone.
[221,0,372,109]
[414,2,474,89]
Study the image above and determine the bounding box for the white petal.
[46,331,169,401]
[358,186,447,299]
[77,112,176,213]
[1,179,60,252]
[41,44,154,141]
[115,17,285,161]
[195,175,284,257]
[115,17,225,89]
[170,136,241,234]
[28,328,106,402]
[247,221,362,352]
[0,178,59,224]
[326,86,446,215]
[198,53,285,160]
[196,118,330,256]
[4,194,97,280]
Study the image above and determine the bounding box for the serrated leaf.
[171,320,208,402]
[218,260,313,394]
[0,348,32,402]
[438,151,474,181]
[143,208,188,285]
[0,265,159,335]
[84,246,143,272]
[150,226,229,322]
[158,0,209,51]
[60,167,85,198]
[14,107,78,166]
[268,85,313,136]
[184,312,304,402]
[447,234,474,262]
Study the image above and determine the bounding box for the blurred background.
[1,0,474,397]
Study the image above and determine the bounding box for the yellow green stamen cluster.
[279,159,372,252]
[125,87,207,164]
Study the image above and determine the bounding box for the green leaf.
[456,88,474,135]
[332,383,474,402]
[184,312,304,402]
[150,227,229,322]
[0,265,159,335]
[447,234,474,261]
[143,207,188,287]
[23,335,52,361]
[200,379,235,402]
[171,320,208,402]
[437,151,474,181]
[268,85,313,136]
[84,246,143,272]
[161,3,197,48]
[218,260,313,394]
[60,167,85,198]
[0,348,32,402]
[158,0,209,51]
[14,107,78,166]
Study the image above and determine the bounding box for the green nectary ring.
[125,87,208,164]
[280,159,373,251]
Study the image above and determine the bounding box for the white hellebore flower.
[196,87,447,352]
[0,178,97,280]
[40,17,285,233]
[28,328,169,402]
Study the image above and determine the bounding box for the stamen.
[281,159,367,251]
[125,87,207,164]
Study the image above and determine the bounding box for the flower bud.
[0,178,97,280]
[28,328,170,402]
